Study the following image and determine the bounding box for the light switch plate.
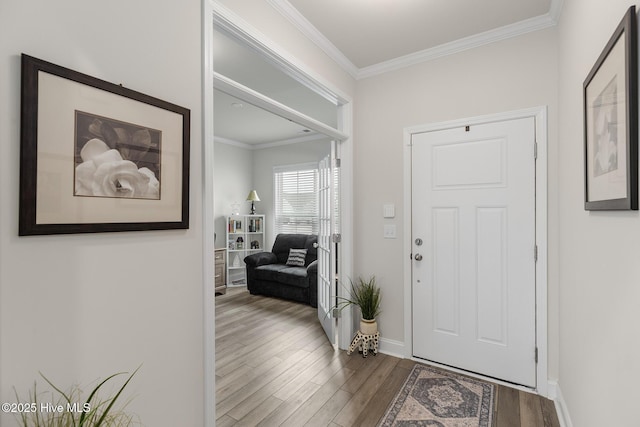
[384,224,397,239]
[383,204,395,218]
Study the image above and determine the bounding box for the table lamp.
[246,190,260,214]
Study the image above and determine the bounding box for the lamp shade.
[246,190,260,202]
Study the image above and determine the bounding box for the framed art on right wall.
[584,6,638,210]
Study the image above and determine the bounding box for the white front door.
[411,117,537,387]
[317,143,338,343]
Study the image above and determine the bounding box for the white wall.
[354,28,560,377]
[252,139,331,249]
[557,1,640,425]
[0,1,204,426]
[214,142,254,248]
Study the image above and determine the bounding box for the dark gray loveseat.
[244,234,318,307]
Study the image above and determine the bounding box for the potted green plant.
[13,367,140,427]
[334,276,382,334]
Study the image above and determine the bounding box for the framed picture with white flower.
[584,6,638,210]
[19,54,190,235]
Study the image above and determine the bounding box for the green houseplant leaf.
[13,367,141,427]
[90,367,139,427]
[332,276,382,320]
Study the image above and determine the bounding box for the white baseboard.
[378,338,405,358]
[548,380,573,427]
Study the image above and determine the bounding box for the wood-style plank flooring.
[215,287,560,427]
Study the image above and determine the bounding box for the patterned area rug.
[378,364,495,427]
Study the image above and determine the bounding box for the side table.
[214,248,227,295]
[347,330,380,358]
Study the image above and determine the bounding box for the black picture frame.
[19,54,190,235]
[584,6,638,210]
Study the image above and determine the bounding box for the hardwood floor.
[215,287,560,427]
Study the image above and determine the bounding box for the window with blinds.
[274,163,319,235]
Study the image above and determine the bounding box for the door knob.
[414,253,423,261]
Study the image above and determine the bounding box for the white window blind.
[274,163,319,234]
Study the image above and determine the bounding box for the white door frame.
[203,1,355,424]
[402,106,549,397]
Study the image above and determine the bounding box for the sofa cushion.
[286,248,307,266]
[272,234,318,266]
[254,264,309,288]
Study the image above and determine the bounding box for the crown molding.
[358,12,557,79]
[214,132,328,150]
[266,0,360,79]
[268,0,563,80]
[214,136,253,150]
[255,132,328,150]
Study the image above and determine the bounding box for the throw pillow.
[286,248,307,267]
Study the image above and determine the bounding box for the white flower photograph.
[74,111,162,200]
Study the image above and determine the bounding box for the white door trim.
[402,106,549,397]
[202,2,216,426]
[213,72,348,142]
[203,2,355,424]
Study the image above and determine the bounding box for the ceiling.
[214,0,562,146]
[214,88,329,146]
[286,0,553,69]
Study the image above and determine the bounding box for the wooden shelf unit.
[226,214,265,286]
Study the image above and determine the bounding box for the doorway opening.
[203,4,355,423]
